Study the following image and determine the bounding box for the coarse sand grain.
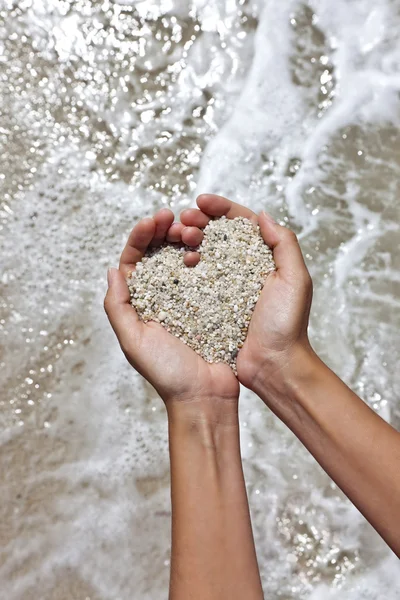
[128,216,275,373]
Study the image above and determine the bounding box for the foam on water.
[1,0,400,598]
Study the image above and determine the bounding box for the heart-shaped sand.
[128,216,275,373]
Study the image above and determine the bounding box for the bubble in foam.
[1,0,400,598]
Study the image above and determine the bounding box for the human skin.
[180,193,400,558]
[104,208,264,600]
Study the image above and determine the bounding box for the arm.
[104,209,264,600]
[254,345,400,557]
[180,194,400,557]
[167,400,264,600]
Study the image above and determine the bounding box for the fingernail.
[107,267,117,287]
[261,210,276,224]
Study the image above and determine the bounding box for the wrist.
[252,342,323,422]
[166,395,239,431]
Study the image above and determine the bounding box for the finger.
[119,217,156,276]
[196,194,257,224]
[181,226,204,247]
[180,208,210,228]
[150,208,175,246]
[258,211,308,276]
[104,268,142,350]
[184,251,201,267]
[166,222,185,243]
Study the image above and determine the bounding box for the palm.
[248,270,300,343]
[176,194,312,391]
[105,207,239,405]
[132,321,239,402]
[237,272,300,384]
[106,196,311,403]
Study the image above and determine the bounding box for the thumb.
[259,211,308,277]
[104,268,142,351]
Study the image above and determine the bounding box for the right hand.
[104,208,239,419]
[179,194,315,399]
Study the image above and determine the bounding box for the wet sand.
[1,0,400,598]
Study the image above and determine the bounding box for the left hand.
[104,208,239,418]
[177,195,314,401]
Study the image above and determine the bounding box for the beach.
[1,0,400,597]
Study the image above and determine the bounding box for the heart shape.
[128,216,275,373]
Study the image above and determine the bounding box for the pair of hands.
[104,194,313,414]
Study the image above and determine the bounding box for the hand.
[104,208,239,418]
[178,194,315,400]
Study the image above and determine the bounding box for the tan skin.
[180,194,400,558]
[105,194,400,599]
[105,207,263,600]
[179,195,314,392]
[106,209,239,407]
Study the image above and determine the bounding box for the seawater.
[1,0,400,598]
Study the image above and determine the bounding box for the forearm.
[254,346,400,556]
[167,399,264,600]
